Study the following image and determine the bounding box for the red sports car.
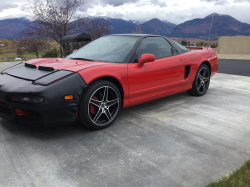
[0,34,218,129]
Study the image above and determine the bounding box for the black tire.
[78,80,121,130]
[187,64,210,96]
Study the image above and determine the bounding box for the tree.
[211,42,218,48]
[27,0,86,44]
[196,41,205,47]
[2,39,9,47]
[181,40,187,46]
[15,40,25,57]
[18,27,49,58]
[84,17,111,40]
[133,25,143,34]
[22,38,48,58]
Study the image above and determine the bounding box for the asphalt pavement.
[0,60,250,187]
[218,59,250,76]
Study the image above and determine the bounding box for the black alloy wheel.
[187,64,210,96]
[79,80,121,130]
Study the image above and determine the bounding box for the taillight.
[11,96,44,104]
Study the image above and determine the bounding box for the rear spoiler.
[186,47,207,50]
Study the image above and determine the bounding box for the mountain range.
[0,17,29,39]
[0,13,250,39]
[169,13,250,38]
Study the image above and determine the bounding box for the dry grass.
[0,52,41,61]
[1,52,39,58]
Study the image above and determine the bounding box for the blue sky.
[0,0,249,24]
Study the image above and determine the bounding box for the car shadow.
[0,92,190,140]
[0,119,93,140]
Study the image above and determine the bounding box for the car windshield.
[66,36,140,63]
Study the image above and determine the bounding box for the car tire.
[187,64,210,96]
[78,80,121,130]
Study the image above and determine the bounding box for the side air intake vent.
[185,65,191,78]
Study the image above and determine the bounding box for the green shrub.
[42,48,60,58]
[65,49,74,56]
[211,43,218,49]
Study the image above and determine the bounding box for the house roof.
[110,34,162,37]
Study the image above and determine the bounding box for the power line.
[207,0,217,48]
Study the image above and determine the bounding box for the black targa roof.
[60,33,91,43]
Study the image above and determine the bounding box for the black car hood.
[1,62,74,86]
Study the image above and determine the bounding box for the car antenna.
[207,1,217,49]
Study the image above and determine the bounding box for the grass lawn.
[206,159,250,187]
[0,52,41,58]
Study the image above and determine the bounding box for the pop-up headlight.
[33,70,74,86]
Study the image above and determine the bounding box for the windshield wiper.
[69,58,94,61]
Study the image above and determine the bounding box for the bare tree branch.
[18,28,49,58]
[26,0,86,44]
[133,25,143,34]
[84,17,111,40]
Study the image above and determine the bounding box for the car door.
[128,37,187,103]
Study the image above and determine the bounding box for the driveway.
[0,61,20,70]
[0,61,250,187]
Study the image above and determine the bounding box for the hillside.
[0,17,30,39]
[168,13,250,38]
[0,17,176,39]
[141,18,176,35]
[109,18,137,34]
[1,13,250,39]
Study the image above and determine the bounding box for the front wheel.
[78,80,121,130]
[187,64,210,96]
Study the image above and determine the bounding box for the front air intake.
[0,101,12,116]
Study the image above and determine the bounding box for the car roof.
[107,34,189,54]
[110,34,162,37]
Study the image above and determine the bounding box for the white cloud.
[0,0,249,24]
[0,2,19,12]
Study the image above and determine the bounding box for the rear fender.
[189,48,218,78]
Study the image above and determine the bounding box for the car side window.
[171,40,190,53]
[133,37,173,62]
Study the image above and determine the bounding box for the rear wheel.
[79,80,121,130]
[187,64,210,96]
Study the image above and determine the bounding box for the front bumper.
[0,73,87,126]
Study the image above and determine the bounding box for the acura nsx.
[0,34,218,129]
